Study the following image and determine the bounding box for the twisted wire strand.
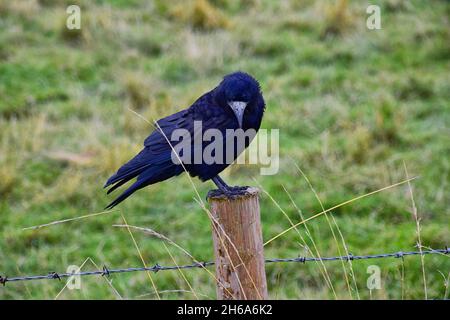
[1,247,448,285]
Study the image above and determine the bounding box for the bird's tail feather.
[105,179,146,209]
[104,149,154,188]
[104,159,183,209]
[104,148,172,193]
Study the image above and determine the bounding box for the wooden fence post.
[207,187,268,300]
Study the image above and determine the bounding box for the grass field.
[0,0,449,299]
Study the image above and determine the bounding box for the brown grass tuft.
[171,0,230,30]
[321,0,354,38]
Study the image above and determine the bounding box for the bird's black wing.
[104,97,238,208]
[104,109,189,208]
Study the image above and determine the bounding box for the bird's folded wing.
[144,104,234,154]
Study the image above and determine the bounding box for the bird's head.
[215,72,264,128]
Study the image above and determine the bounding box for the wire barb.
[0,275,7,286]
[152,263,161,273]
[101,265,110,277]
[1,247,447,285]
[48,272,61,281]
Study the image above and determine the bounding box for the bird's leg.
[215,175,231,189]
[211,175,248,197]
[217,175,248,192]
[211,176,231,193]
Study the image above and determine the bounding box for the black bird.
[104,72,265,209]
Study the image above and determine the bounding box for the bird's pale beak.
[228,101,247,128]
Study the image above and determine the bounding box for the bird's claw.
[207,186,250,199]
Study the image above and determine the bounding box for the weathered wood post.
[207,187,268,300]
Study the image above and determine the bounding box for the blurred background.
[0,0,449,299]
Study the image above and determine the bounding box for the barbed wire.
[1,247,448,286]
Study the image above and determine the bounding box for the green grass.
[0,0,449,299]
